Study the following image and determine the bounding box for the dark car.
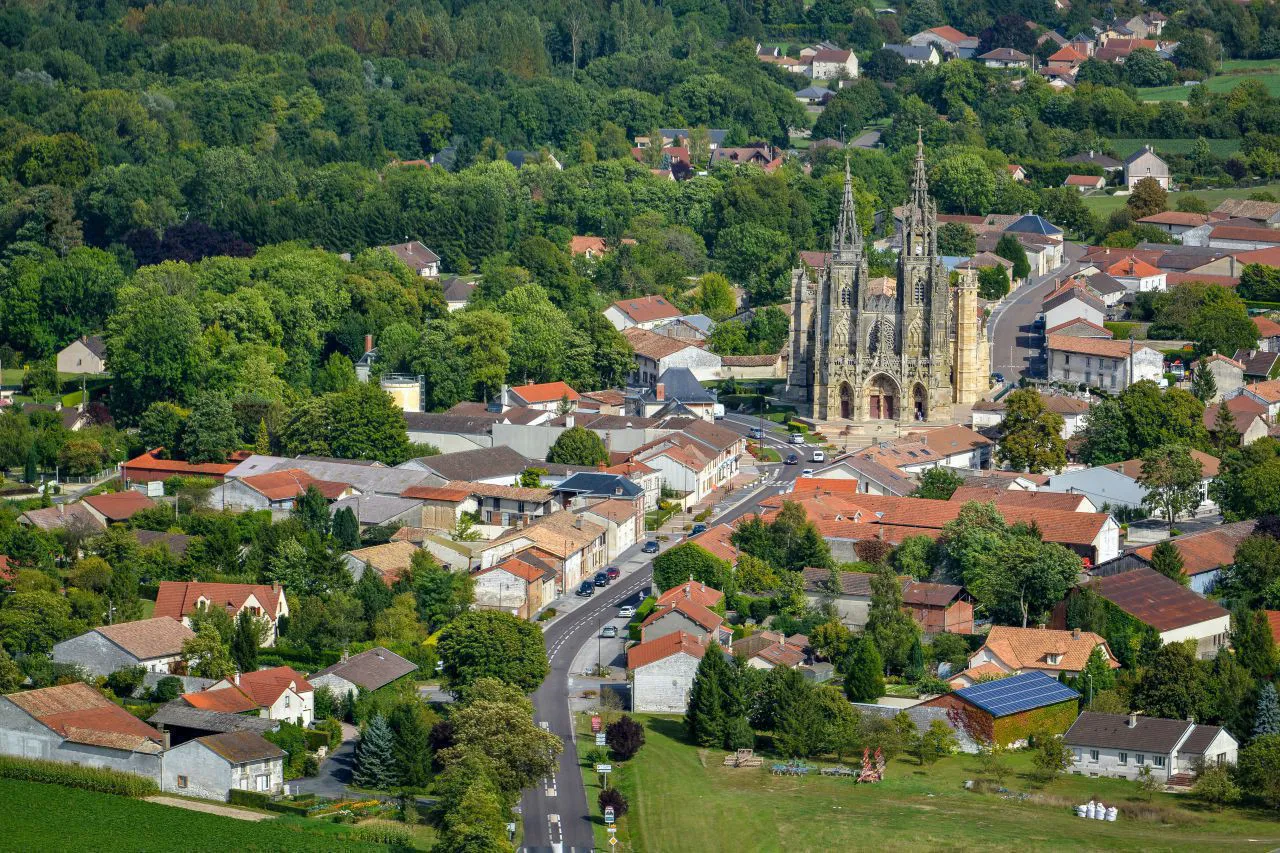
[575,581,595,597]
[990,372,1005,385]
[642,540,660,554]
[606,566,621,580]
[691,523,707,535]
[785,453,798,465]
[594,571,610,587]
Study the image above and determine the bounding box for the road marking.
[544,774,557,796]
[548,813,563,849]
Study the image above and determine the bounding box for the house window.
[1118,752,1127,764]
[1215,753,1226,766]
[1153,755,1164,767]
[1089,750,1099,762]
[177,775,188,789]
[284,695,291,708]
[1135,753,1145,765]
[256,774,270,791]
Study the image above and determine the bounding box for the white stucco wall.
[631,653,701,713]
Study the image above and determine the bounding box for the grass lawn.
[1105,137,1241,159]
[1083,182,1280,217]
[1138,67,1280,102]
[600,716,1280,853]
[0,779,396,851]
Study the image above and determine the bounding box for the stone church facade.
[786,137,989,423]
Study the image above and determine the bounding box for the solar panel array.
[955,671,1079,717]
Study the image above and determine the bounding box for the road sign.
[607,826,617,835]
[609,837,618,847]
[604,806,615,823]
[595,763,612,774]
[595,732,606,746]
[591,715,602,733]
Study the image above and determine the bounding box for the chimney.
[1127,713,1137,728]
[1072,627,1080,640]
[233,672,241,686]
[656,383,665,401]
[574,516,583,529]
[364,334,374,354]
[597,462,607,472]
[162,730,171,750]
[565,414,575,428]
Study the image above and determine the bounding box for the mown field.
[0,779,401,852]
[590,716,1280,853]
[1105,137,1242,158]
[1139,60,1280,102]
[1082,182,1280,217]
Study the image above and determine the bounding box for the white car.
[789,433,805,445]
[812,450,826,463]
[801,469,814,477]
[618,605,636,619]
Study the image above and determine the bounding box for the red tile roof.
[1137,211,1210,227]
[1085,567,1229,632]
[82,490,156,521]
[948,487,1092,512]
[509,382,580,404]
[570,236,607,256]
[240,468,349,501]
[627,631,707,669]
[1267,611,1280,646]
[154,581,284,622]
[926,25,973,43]
[611,295,683,324]
[656,580,725,610]
[399,485,472,502]
[7,682,164,752]
[1064,174,1104,187]
[1046,318,1112,337]
[235,666,313,706]
[1211,224,1280,243]
[1256,316,1280,338]
[1047,334,1155,359]
[622,326,699,360]
[1048,46,1087,62]
[1106,257,1162,278]
[686,524,740,564]
[1133,521,1256,576]
[479,555,556,584]
[1234,247,1280,266]
[123,448,237,481]
[181,685,259,713]
[642,598,723,634]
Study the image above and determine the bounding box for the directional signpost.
[595,732,606,747]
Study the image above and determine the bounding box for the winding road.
[986,242,1087,382]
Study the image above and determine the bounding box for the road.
[518,415,806,853]
[987,242,1088,382]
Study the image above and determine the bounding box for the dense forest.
[0,0,1278,434]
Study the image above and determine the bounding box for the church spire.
[911,126,929,207]
[832,156,862,262]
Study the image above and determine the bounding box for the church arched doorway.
[839,382,853,419]
[864,374,898,420]
[912,383,928,422]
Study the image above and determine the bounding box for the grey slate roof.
[1006,214,1064,237]
[553,473,644,499]
[82,335,107,358]
[309,646,419,691]
[330,495,424,525]
[441,276,477,303]
[881,44,936,61]
[226,455,431,496]
[149,702,279,735]
[1064,711,1211,753]
[411,446,530,482]
[1064,151,1123,169]
[642,367,716,405]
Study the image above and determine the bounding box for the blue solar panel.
[955,671,1079,717]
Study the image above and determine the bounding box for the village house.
[161,730,286,801]
[122,448,242,486]
[1046,335,1164,392]
[56,335,108,375]
[1204,394,1270,447]
[1043,281,1105,331]
[807,47,858,79]
[947,485,1097,513]
[1135,211,1210,237]
[622,327,722,385]
[380,241,440,277]
[308,647,419,699]
[0,682,165,779]
[52,617,196,679]
[908,25,980,59]
[441,276,477,312]
[153,582,289,646]
[881,43,940,65]
[979,48,1030,69]
[1056,566,1231,659]
[1064,149,1122,172]
[184,666,315,727]
[211,468,354,514]
[18,501,105,536]
[1063,174,1106,192]
[604,294,684,331]
[950,626,1118,688]
[970,392,1091,439]
[575,499,643,561]
[489,510,607,592]
[569,235,610,259]
[504,381,580,413]
[328,494,425,531]
[686,524,740,566]
[921,671,1080,746]
[641,587,732,648]
[628,631,707,713]
[731,631,808,670]
[1106,256,1166,292]
[1065,712,1237,782]
[1131,520,1257,594]
[472,553,559,620]
[400,445,532,486]
[81,491,156,526]
[1124,147,1171,189]
[342,540,420,586]
[626,367,719,421]
[799,568,973,634]
[1196,353,1245,403]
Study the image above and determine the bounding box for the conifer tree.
[230,609,259,674]
[842,636,885,702]
[685,649,728,747]
[1255,682,1280,739]
[390,702,434,788]
[353,713,399,789]
[254,418,271,455]
[1149,541,1187,585]
[333,506,361,550]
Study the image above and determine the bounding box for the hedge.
[0,756,158,798]
[304,730,331,751]
[228,789,271,809]
[266,800,313,816]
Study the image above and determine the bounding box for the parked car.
[691,523,707,535]
[749,426,765,439]
[990,372,1005,385]
[785,453,798,465]
[601,625,618,639]
[811,450,826,463]
[789,432,804,444]
[642,540,660,554]
[618,605,636,618]
[801,468,814,477]
[605,566,621,580]
[576,581,595,597]
[594,571,610,587]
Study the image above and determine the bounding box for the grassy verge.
[612,715,1280,852]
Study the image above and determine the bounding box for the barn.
[920,671,1079,747]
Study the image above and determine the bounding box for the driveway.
[292,722,358,799]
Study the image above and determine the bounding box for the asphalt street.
[518,415,805,852]
[986,242,1088,382]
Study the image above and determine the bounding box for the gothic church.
[786,135,989,423]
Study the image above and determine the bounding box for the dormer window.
[1046,653,1062,665]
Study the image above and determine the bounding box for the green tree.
[434,774,509,853]
[291,485,331,537]
[892,535,936,580]
[994,234,1030,281]
[969,528,1081,628]
[440,677,561,799]
[353,712,399,789]
[1255,682,1280,738]
[1236,734,1280,808]
[1069,646,1117,701]
[841,635,885,702]
[996,388,1066,474]
[695,272,737,321]
[390,700,436,789]
[937,222,977,256]
[412,551,474,632]
[180,392,239,463]
[138,402,187,454]
[1077,399,1131,466]
[438,610,549,692]
[1127,177,1169,219]
[1030,732,1072,781]
[1193,764,1241,810]
[1139,445,1203,530]
[106,288,200,421]
[652,543,733,593]
[930,154,996,215]
[326,382,413,464]
[977,265,1011,301]
[0,648,22,693]
[1148,541,1187,585]
[181,622,234,678]
[1191,365,1218,404]
[1131,642,1209,721]
[1210,400,1240,456]
[254,419,271,455]
[866,563,920,672]
[916,719,958,765]
[686,648,729,747]
[912,467,963,500]
[1233,607,1277,680]
[230,609,260,674]
[546,426,608,466]
[333,506,360,550]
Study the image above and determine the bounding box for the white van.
[811,450,826,463]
